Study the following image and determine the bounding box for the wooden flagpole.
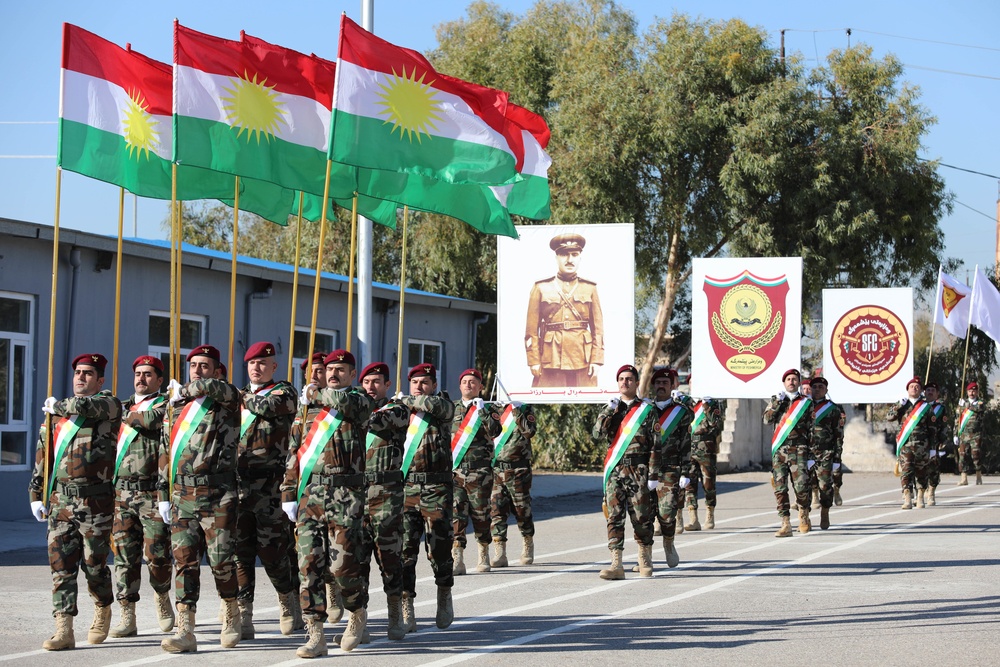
[287,193,305,380]
[43,167,64,506]
[228,178,241,375]
[112,187,125,395]
[346,195,358,353]
[395,206,409,391]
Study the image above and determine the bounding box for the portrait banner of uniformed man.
[497,224,635,404]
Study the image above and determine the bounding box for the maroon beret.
[324,349,356,367]
[460,368,482,382]
[244,341,276,362]
[906,376,922,390]
[361,362,390,380]
[72,353,108,372]
[801,378,812,387]
[218,363,228,379]
[650,368,671,384]
[187,345,221,363]
[966,381,978,390]
[782,368,801,381]
[132,355,164,376]
[300,352,327,371]
[923,381,938,390]
[810,376,828,387]
[408,363,436,381]
[616,364,639,380]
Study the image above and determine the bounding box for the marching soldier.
[160,344,242,652]
[286,349,374,656]
[808,377,842,529]
[684,389,724,531]
[488,399,537,568]
[451,368,497,575]
[922,382,948,504]
[110,356,173,638]
[955,381,984,485]
[234,342,300,639]
[592,364,659,579]
[525,233,604,387]
[368,363,456,633]
[764,369,814,537]
[648,368,692,570]
[886,376,932,509]
[30,353,122,650]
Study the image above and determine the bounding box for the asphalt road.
[1,472,997,666]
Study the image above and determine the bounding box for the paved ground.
[1,471,997,666]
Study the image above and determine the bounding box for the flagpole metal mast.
[925,265,944,385]
[287,193,305,380]
[959,268,980,392]
[43,166,64,507]
[395,205,409,391]
[112,187,125,395]
[346,195,359,352]
[229,177,241,375]
[357,0,375,370]
[304,161,334,422]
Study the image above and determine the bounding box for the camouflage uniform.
[368,393,455,598]
[685,398,724,511]
[763,394,813,516]
[650,399,692,537]
[832,405,846,497]
[886,399,932,492]
[810,398,843,508]
[525,276,604,387]
[112,393,171,603]
[926,401,949,488]
[489,403,537,543]
[452,400,498,549]
[234,380,297,602]
[30,390,122,615]
[281,387,373,622]
[592,398,659,550]
[161,378,241,610]
[360,396,405,597]
[955,398,984,477]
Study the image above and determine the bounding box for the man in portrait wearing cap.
[487,396,537,569]
[285,349,374,656]
[886,376,933,509]
[682,379,725,533]
[109,355,173,639]
[368,363,456,633]
[763,368,814,537]
[233,342,300,640]
[525,232,604,388]
[450,368,499,576]
[357,361,407,640]
[922,381,949,504]
[159,344,243,652]
[30,352,122,651]
[955,380,985,485]
[592,364,659,580]
[808,377,843,530]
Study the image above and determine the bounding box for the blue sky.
[1,1,997,283]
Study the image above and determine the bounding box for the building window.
[148,311,206,370]
[408,339,443,376]
[292,327,339,381]
[0,292,33,469]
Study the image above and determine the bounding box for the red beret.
[132,355,164,375]
[324,349,356,367]
[782,368,800,381]
[361,362,390,380]
[650,368,671,383]
[460,368,482,382]
[408,363,436,381]
[906,376,922,390]
[72,353,108,372]
[187,345,221,363]
[300,352,326,371]
[616,364,639,380]
[924,381,939,390]
[801,378,812,386]
[244,341,276,362]
[218,363,228,379]
[810,376,827,387]
[966,381,978,390]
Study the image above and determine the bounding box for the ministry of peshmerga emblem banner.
[823,288,913,403]
[692,258,802,398]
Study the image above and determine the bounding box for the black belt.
[457,460,492,473]
[56,481,113,498]
[239,467,284,480]
[312,473,365,488]
[692,435,716,442]
[542,321,589,331]
[494,460,530,471]
[365,470,404,484]
[115,477,157,492]
[406,471,453,485]
[620,455,649,467]
[174,472,236,488]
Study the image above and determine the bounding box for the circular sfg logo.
[830,305,909,385]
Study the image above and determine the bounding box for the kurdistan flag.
[505,103,552,220]
[58,23,294,223]
[331,15,524,186]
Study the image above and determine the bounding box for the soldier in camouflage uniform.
[955,381,984,486]
[592,364,659,579]
[684,388,724,532]
[30,353,121,651]
[451,368,498,575]
[368,363,455,633]
[920,382,948,505]
[233,342,300,639]
[284,349,373,657]
[159,344,242,652]
[646,368,691,570]
[886,376,932,509]
[357,362,406,640]
[109,355,173,638]
[807,377,843,530]
[764,369,814,537]
[488,400,537,568]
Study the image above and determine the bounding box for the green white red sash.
[48,415,85,498]
[451,404,483,470]
[771,397,811,455]
[115,394,165,479]
[690,401,707,433]
[813,399,835,424]
[365,429,379,452]
[169,397,213,491]
[602,402,653,492]
[297,407,344,499]
[657,403,686,444]
[402,410,431,476]
[491,404,517,464]
[896,400,929,455]
[957,406,974,436]
[240,384,278,439]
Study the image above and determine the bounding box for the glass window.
[148,311,206,369]
[407,339,443,372]
[0,432,27,467]
[0,292,33,470]
[292,328,338,380]
[0,297,29,334]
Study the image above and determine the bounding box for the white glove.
[929,450,937,458]
[608,397,620,409]
[703,396,713,402]
[832,462,841,471]
[898,397,908,406]
[958,398,966,407]
[953,436,959,446]
[168,379,184,405]
[393,391,404,400]
[511,401,523,409]
[300,383,317,406]
[282,501,298,522]
[42,396,57,415]
[806,459,815,470]
[472,397,485,411]
[678,476,690,489]
[939,450,946,457]
[158,501,171,525]
[671,389,684,400]
[31,500,47,522]
[647,480,659,491]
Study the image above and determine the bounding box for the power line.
[0,155,55,159]
[922,159,1000,180]
[853,29,1000,54]
[902,63,1000,82]
[954,200,995,222]
[0,121,56,124]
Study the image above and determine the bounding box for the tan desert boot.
[42,613,75,651]
[161,603,197,653]
[296,618,327,659]
[436,586,454,629]
[110,600,137,638]
[599,549,625,580]
[87,603,112,644]
[491,537,508,568]
[520,535,534,565]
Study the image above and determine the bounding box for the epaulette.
[534,276,557,285]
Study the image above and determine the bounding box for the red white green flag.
[505,104,552,220]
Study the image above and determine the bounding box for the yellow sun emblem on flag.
[122,89,159,160]
[375,67,442,144]
[220,71,287,143]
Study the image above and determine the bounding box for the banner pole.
[112,187,125,395]
[287,193,305,380]
[395,206,409,390]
